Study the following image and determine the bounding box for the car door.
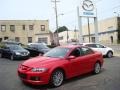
[95,44,107,55]
[69,47,96,77]
[86,44,105,55]
[2,46,11,58]
[79,47,95,74]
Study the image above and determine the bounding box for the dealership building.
[59,17,120,45]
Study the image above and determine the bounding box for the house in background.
[59,30,79,45]
[0,20,51,45]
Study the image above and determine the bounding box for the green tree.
[55,26,68,33]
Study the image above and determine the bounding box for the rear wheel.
[93,62,101,74]
[50,70,64,87]
[107,51,113,58]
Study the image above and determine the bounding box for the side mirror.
[102,46,106,48]
[67,56,76,59]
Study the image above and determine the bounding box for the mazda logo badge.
[82,0,94,11]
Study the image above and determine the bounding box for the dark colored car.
[18,45,103,87]
[0,44,30,60]
[1,40,21,45]
[25,43,50,57]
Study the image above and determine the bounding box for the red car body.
[18,45,103,86]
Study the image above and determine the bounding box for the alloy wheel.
[10,55,14,60]
[107,52,113,58]
[0,53,2,58]
[94,62,101,74]
[51,70,64,87]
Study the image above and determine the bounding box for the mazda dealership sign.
[79,0,96,17]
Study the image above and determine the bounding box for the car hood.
[22,56,62,68]
[13,49,28,53]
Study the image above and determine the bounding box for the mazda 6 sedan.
[18,45,104,87]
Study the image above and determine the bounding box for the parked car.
[81,43,114,58]
[25,43,50,57]
[0,44,30,60]
[18,45,103,87]
[1,40,21,45]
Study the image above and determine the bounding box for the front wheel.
[10,54,14,60]
[93,62,101,74]
[50,70,64,87]
[0,53,2,58]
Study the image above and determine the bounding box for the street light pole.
[87,17,91,42]
[114,12,119,17]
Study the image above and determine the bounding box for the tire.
[93,62,101,74]
[50,70,64,87]
[107,51,113,58]
[10,54,14,60]
[0,53,2,58]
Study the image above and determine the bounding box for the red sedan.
[18,45,104,87]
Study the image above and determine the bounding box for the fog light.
[30,76,40,81]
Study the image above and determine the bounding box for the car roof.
[80,43,102,45]
[58,45,82,49]
[28,43,46,45]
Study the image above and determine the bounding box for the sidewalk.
[114,51,120,57]
[105,44,120,57]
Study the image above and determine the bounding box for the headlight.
[31,68,48,72]
[15,52,21,55]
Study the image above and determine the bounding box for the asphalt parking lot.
[0,56,120,90]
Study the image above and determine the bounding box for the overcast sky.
[0,0,120,32]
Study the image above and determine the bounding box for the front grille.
[21,52,28,56]
[18,72,27,79]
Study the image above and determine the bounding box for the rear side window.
[85,44,97,48]
[80,47,94,55]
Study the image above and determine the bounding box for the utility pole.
[51,0,60,45]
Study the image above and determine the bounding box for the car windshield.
[8,45,24,50]
[38,44,49,49]
[44,47,70,58]
[28,44,49,49]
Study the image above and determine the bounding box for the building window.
[108,26,113,31]
[59,36,63,40]
[15,37,20,42]
[28,37,32,43]
[110,36,113,43]
[29,25,33,30]
[38,37,47,44]
[22,25,25,30]
[10,25,15,32]
[1,25,6,32]
[0,38,2,42]
[41,25,45,31]
[4,37,8,40]
[91,37,95,43]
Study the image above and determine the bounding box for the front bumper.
[18,70,50,85]
[14,55,30,60]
